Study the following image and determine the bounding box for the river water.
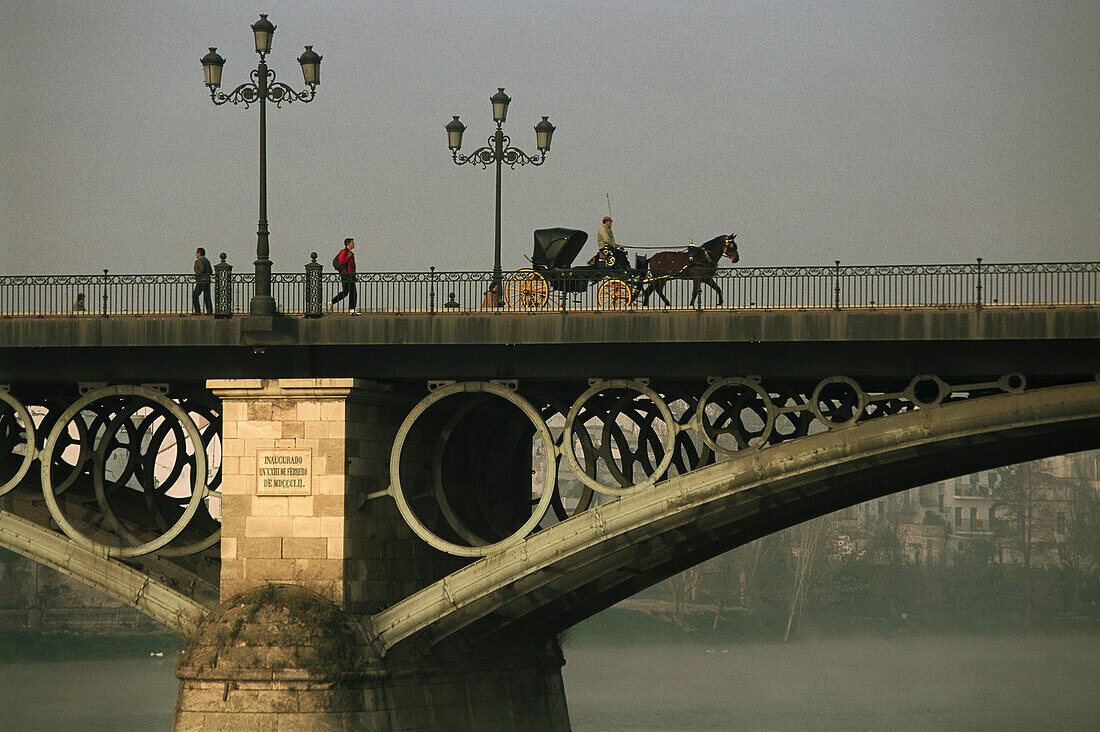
[0,634,1096,730]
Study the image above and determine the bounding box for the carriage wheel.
[505,270,550,309]
[597,279,633,309]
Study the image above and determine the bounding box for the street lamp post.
[446,88,555,294]
[201,14,322,317]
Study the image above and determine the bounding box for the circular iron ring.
[39,385,209,558]
[388,381,557,558]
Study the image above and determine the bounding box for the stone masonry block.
[219,559,245,582]
[313,494,345,517]
[319,400,346,422]
[244,515,272,536]
[345,458,368,477]
[219,456,239,476]
[251,496,289,517]
[327,537,345,559]
[294,558,343,585]
[242,558,297,583]
[218,399,250,421]
[281,536,327,559]
[314,475,347,496]
[281,421,305,439]
[290,516,321,537]
[220,437,245,459]
[219,515,245,543]
[237,421,282,440]
[295,401,321,422]
[316,437,346,460]
[173,684,231,713]
[219,474,251,496]
[304,420,344,440]
[239,536,282,559]
[319,516,345,538]
[247,400,273,421]
[221,536,237,560]
[286,496,314,516]
[270,399,298,422]
[266,516,296,536]
[242,438,278,456]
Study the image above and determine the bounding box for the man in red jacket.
[330,238,358,314]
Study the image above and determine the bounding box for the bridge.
[1,262,1097,730]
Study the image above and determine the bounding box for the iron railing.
[0,260,1095,317]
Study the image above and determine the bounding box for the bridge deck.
[2,306,1096,382]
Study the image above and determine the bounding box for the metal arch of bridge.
[0,510,208,634]
[366,379,1100,655]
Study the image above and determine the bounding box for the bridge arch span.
[0,510,209,634]
[369,380,1100,654]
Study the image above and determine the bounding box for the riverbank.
[3,600,1097,663]
[562,599,1100,647]
[0,629,182,662]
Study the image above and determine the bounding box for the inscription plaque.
[256,449,312,496]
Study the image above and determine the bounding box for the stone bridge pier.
[172,378,570,731]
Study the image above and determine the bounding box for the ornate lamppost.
[201,14,322,317]
[446,89,555,293]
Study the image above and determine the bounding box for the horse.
[639,233,739,306]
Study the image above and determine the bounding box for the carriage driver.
[591,216,624,267]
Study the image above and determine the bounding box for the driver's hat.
[603,216,613,223]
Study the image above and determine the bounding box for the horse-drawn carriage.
[504,227,739,308]
[504,228,635,309]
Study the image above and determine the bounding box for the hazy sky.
[1,1,1096,275]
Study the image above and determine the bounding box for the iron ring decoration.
[39,385,209,558]
[86,396,221,558]
[156,397,223,557]
[432,393,495,547]
[388,381,557,558]
[0,390,36,496]
[904,375,950,408]
[695,377,777,457]
[809,376,868,429]
[543,401,597,522]
[561,379,679,497]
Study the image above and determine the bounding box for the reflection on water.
[562,634,1100,731]
[0,634,1096,730]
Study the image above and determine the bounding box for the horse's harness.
[687,237,732,266]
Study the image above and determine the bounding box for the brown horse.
[640,233,739,306]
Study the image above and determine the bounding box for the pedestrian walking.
[193,248,213,314]
[331,238,358,314]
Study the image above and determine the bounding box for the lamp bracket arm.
[451,145,497,169]
[209,81,261,107]
[266,81,317,107]
[501,145,546,168]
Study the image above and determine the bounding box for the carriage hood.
[532,228,589,268]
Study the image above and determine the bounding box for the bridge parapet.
[1,260,1095,316]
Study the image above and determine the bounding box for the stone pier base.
[173,585,570,731]
[180,379,572,729]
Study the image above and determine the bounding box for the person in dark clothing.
[330,238,358,314]
[192,247,213,314]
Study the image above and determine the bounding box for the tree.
[1057,452,1100,613]
[783,516,837,641]
[665,566,700,629]
[707,534,787,630]
[995,461,1062,628]
[862,515,909,617]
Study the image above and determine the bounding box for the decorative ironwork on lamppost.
[201,14,322,317]
[446,88,555,293]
